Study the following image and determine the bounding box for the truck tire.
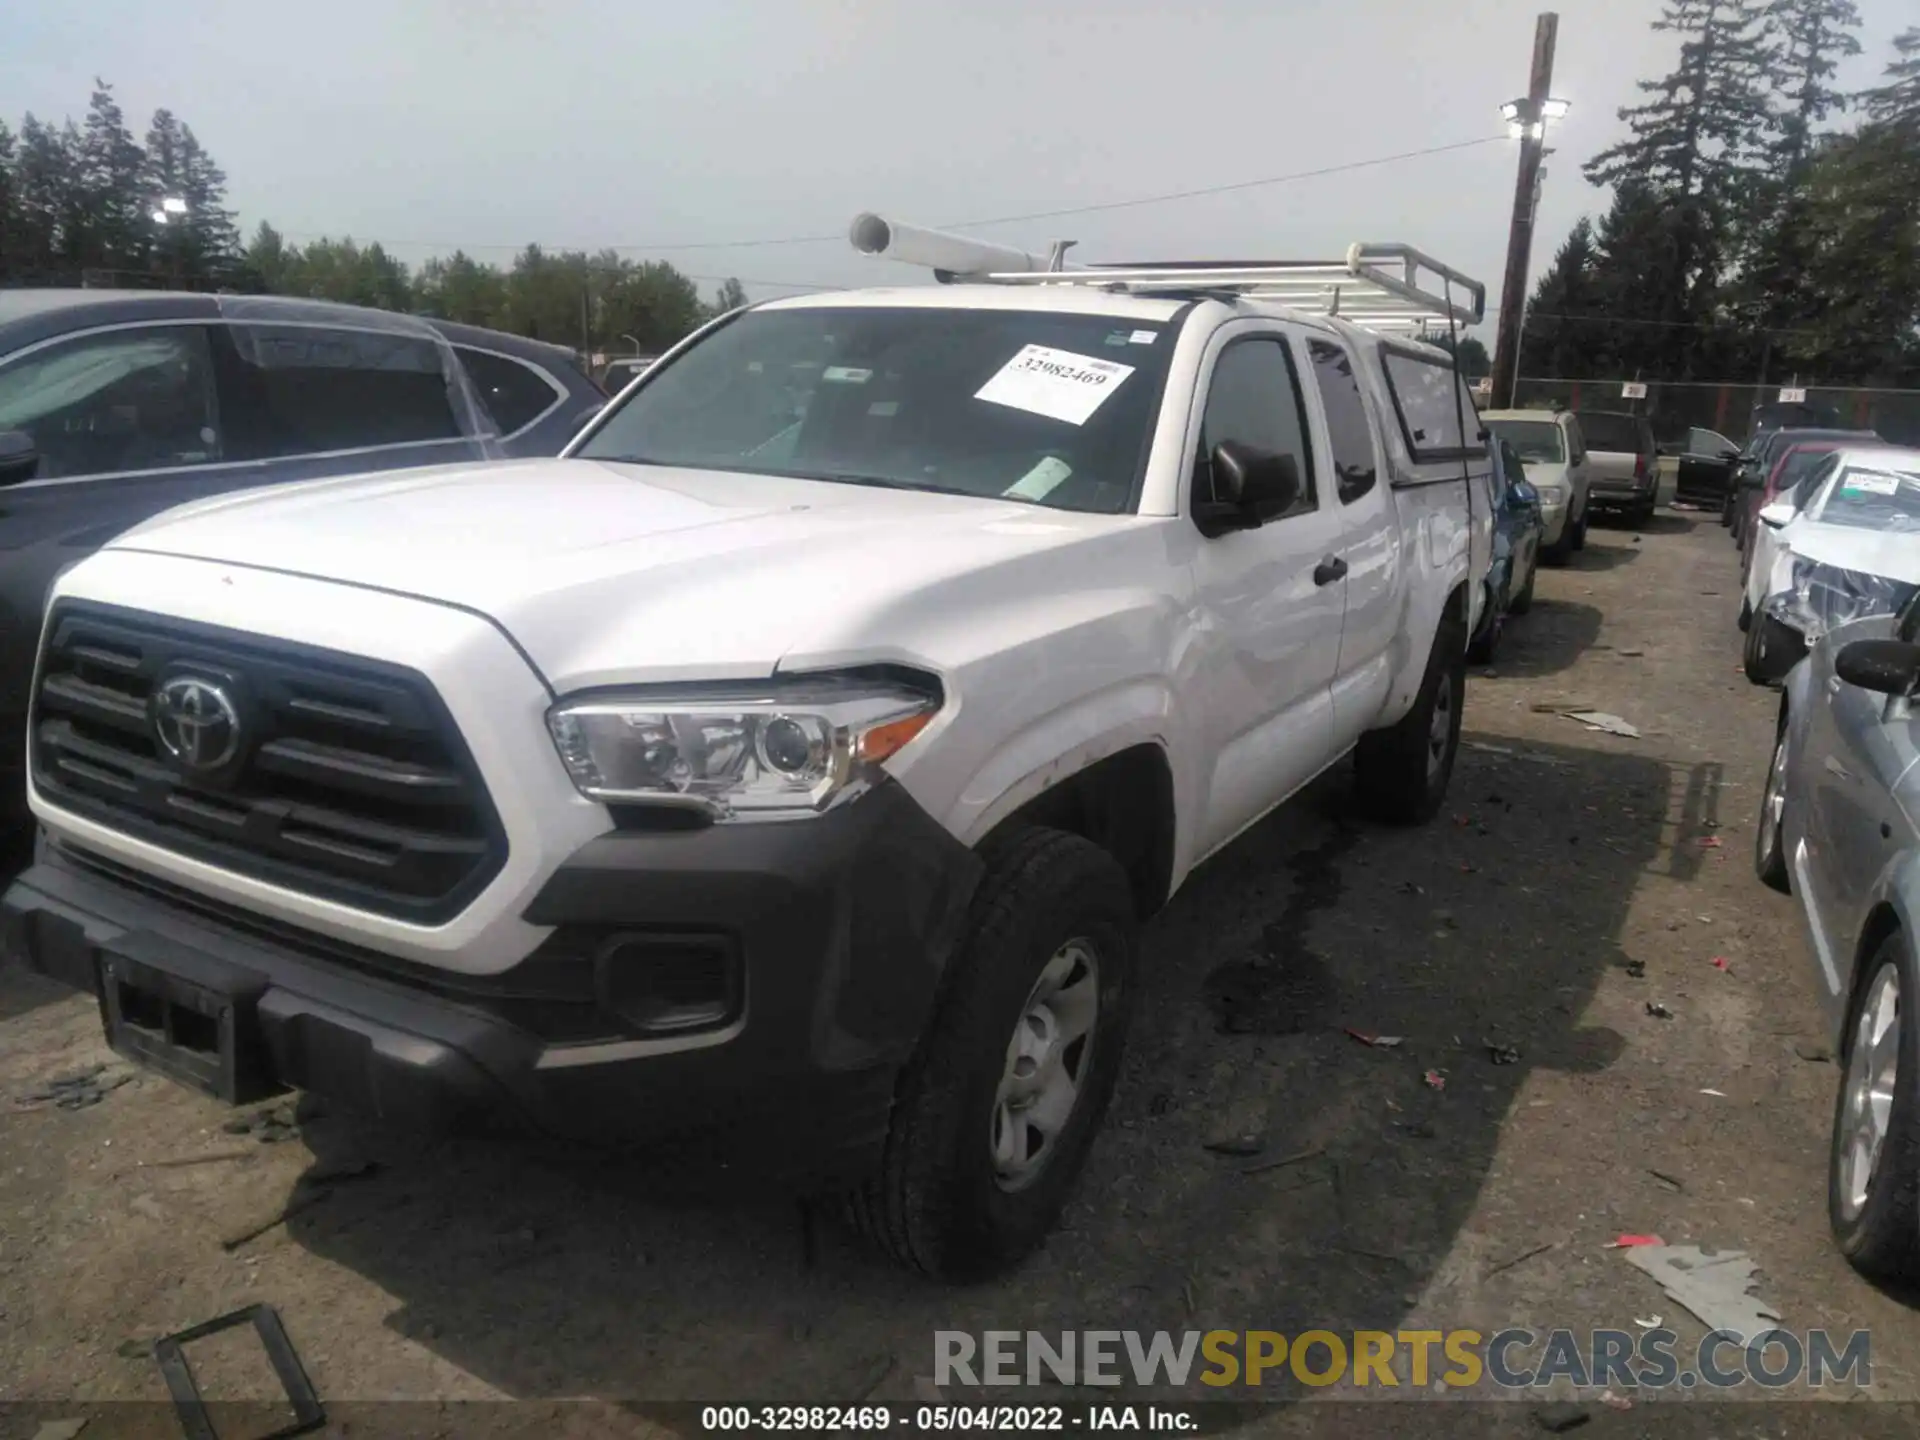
[1830,935,1920,1282]
[1744,611,1802,685]
[1508,554,1536,615]
[1570,509,1589,551]
[847,826,1137,1280]
[1354,614,1466,825]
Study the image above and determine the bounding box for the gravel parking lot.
[4,510,1918,1435]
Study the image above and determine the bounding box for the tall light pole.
[1489,13,1567,411]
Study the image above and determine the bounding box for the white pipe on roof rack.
[849,213,1056,279]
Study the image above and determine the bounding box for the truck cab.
[3,217,1491,1280]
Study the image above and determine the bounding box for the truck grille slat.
[30,603,507,923]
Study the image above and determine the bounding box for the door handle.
[1313,556,1348,587]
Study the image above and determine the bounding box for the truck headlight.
[546,675,940,818]
[1536,484,1569,508]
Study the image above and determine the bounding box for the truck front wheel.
[848,826,1138,1280]
[1354,615,1466,825]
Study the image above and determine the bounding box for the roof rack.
[848,214,1485,335]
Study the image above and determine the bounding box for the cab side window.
[456,346,561,436]
[0,325,221,481]
[1306,338,1378,504]
[1194,338,1317,522]
[212,324,462,462]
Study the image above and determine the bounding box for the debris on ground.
[1648,1168,1684,1192]
[1344,1029,1404,1048]
[1202,1136,1265,1157]
[1241,1146,1326,1176]
[1646,1002,1674,1019]
[1699,836,1724,850]
[1710,955,1731,970]
[1700,1088,1727,1097]
[1423,1069,1446,1091]
[1620,1244,1785,1350]
[138,1149,256,1171]
[1632,1315,1661,1329]
[1625,959,1647,978]
[1794,1042,1833,1064]
[16,1064,135,1111]
[1532,1401,1590,1433]
[1606,1234,1665,1249]
[1599,1389,1634,1411]
[1485,1240,1556,1277]
[219,1159,382,1251]
[1563,711,1642,738]
[1487,1043,1522,1066]
[153,1304,323,1437]
[222,1101,300,1144]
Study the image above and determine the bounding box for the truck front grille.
[30,602,506,923]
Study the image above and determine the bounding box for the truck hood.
[109,457,1144,689]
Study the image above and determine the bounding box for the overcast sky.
[4,0,1909,331]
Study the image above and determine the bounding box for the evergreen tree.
[1518,218,1603,378]
[0,121,15,277]
[1584,1,1775,376]
[73,79,146,273]
[1862,26,1920,130]
[12,116,70,277]
[177,123,241,278]
[1766,0,1862,175]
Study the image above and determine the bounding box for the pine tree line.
[0,79,741,355]
[1524,6,1920,388]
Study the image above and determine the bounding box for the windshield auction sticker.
[975,345,1135,426]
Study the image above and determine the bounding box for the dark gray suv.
[0,291,605,857]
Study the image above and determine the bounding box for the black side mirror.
[0,431,39,486]
[1835,638,1920,697]
[1195,441,1302,537]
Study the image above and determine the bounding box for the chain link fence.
[1504,377,1920,448]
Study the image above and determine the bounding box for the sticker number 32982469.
[974,344,1136,427]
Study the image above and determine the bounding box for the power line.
[944,136,1509,229]
[264,134,1510,256]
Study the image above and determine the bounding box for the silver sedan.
[1759,592,1920,1279]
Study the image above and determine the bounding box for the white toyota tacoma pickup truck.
[3,218,1491,1279]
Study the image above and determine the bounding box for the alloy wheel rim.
[1426,672,1454,785]
[992,938,1100,1192]
[1760,733,1787,866]
[1838,966,1901,1222]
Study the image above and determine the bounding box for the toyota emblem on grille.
[152,676,243,771]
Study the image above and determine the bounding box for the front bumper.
[1,781,981,1183]
[1587,477,1655,509]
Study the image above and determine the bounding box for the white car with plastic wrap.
[2,215,1491,1279]
[1744,445,1920,685]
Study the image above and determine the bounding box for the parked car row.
[1752,447,1920,1280]
[0,232,1501,1279]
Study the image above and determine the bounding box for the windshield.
[576,306,1178,515]
[1577,412,1644,453]
[1486,419,1564,464]
[1772,446,1838,501]
[1811,465,1920,532]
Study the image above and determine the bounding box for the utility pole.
[1490,12,1560,411]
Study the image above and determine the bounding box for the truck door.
[1183,327,1346,856]
[1303,334,1396,733]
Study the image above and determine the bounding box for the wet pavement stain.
[1204,826,1360,1034]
